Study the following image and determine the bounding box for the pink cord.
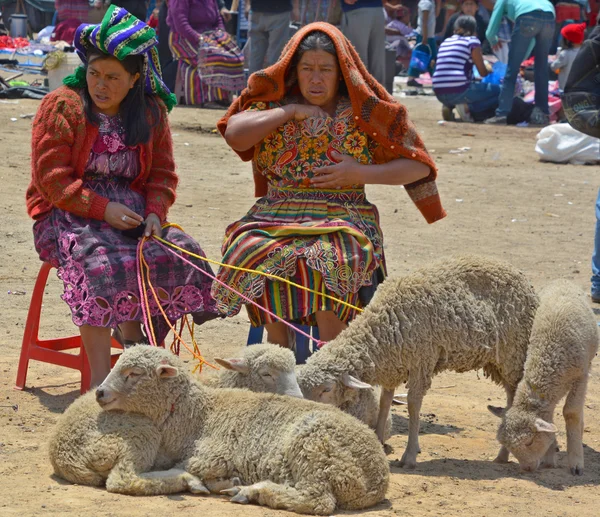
[148,238,326,349]
[136,239,158,347]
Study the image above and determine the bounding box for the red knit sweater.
[26,86,177,222]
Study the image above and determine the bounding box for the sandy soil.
[1,94,599,517]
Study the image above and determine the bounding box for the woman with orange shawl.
[215,23,446,349]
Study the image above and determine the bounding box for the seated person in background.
[384,3,414,65]
[167,0,245,107]
[433,15,500,121]
[53,0,89,43]
[551,22,586,91]
[442,0,488,45]
[27,7,220,386]
[215,24,445,348]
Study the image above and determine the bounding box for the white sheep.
[299,254,539,468]
[488,279,598,474]
[205,343,303,398]
[296,365,392,439]
[48,391,220,495]
[90,346,389,514]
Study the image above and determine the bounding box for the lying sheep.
[50,344,301,494]
[299,254,539,468]
[49,392,218,495]
[296,365,392,440]
[90,346,389,514]
[204,343,303,398]
[488,279,598,475]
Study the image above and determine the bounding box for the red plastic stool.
[15,262,124,395]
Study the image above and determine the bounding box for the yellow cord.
[138,233,218,372]
[153,225,364,314]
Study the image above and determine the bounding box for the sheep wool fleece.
[96,346,390,515]
[300,254,539,467]
[494,279,599,474]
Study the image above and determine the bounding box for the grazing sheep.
[488,279,598,475]
[48,392,217,495]
[93,346,389,515]
[205,343,303,398]
[296,365,392,439]
[299,254,539,468]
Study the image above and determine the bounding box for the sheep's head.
[215,344,303,398]
[488,405,557,472]
[96,346,186,420]
[296,365,372,407]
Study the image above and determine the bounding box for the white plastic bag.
[535,123,600,165]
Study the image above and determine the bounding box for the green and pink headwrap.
[63,5,176,111]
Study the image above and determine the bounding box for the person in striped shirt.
[432,15,500,121]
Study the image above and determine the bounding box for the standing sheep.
[93,346,389,515]
[296,365,392,440]
[204,343,303,398]
[299,254,539,468]
[488,279,598,474]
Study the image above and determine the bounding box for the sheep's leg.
[184,438,242,493]
[494,385,515,464]
[203,476,242,493]
[376,388,394,444]
[222,480,336,516]
[563,378,588,475]
[106,467,209,495]
[399,387,424,469]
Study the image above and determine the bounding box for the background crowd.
[43,0,599,123]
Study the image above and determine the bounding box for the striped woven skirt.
[212,185,386,326]
[168,29,245,106]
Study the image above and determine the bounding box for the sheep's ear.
[534,418,558,433]
[341,373,372,390]
[156,364,178,378]
[214,358,249,373]
[487,405,505,418]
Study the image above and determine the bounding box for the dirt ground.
[1,94,600,517]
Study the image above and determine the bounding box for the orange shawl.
[217,22,446,224]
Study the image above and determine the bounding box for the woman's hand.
[311,151,364,188]
[288,104,331,121]
[145,213,163,238]
[104,202,144,230]
[220,7,232,22]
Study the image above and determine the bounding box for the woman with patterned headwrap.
[26,6,221,386]
[215,24,445,349]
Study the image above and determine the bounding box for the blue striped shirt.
[432,35,481,94]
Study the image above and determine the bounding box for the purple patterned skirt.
[32,114,220,342]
